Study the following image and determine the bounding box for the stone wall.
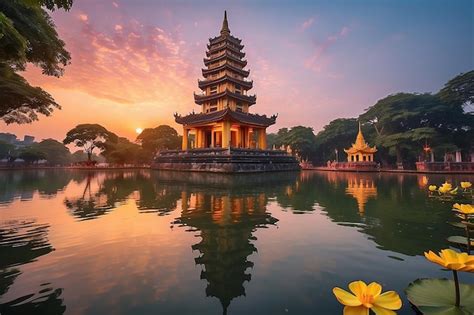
[152,148,300,173]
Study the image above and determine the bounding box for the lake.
[0,170,473,315]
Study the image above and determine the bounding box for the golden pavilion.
[344,123,377,162]
[174,11,276,150]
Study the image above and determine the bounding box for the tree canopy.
[102,137,149,165]
[0,0,72,124]
[359,91,472,164]
[63,124,118,161]
[312,118,360,163]
[136,125,181,154]
[33,138,71,165]
[267,126,316,159]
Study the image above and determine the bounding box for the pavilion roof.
[344,123,377,154]
[194,89,256,105]
[174,108,277,127]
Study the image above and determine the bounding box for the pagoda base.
[152,148,300,173]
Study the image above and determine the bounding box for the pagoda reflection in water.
[345,176,377,215]
[173,182,281,314]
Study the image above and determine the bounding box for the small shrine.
[344,123,377,162]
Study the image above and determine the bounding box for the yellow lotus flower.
[461,181,472,189]
[424,249,474,272]
[428,185,437,192]
[453,203,474,215]
[333,280,402,315]
[438,182,453,194]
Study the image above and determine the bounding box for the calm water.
[0,170,473,315]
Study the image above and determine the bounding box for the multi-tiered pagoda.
[153,11,299,173]
[174,11,276,150]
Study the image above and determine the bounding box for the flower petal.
[367,282,382,298]
[333,287,362,306]
[349,280,367,299]
[343,305,369,315]
[373,291,402,310]
[424,251,445,267]
[372,305,397,315]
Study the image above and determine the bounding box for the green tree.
[33,138,71,165]
[271,126,315,159]
[0,140,15,160]
[360,90,471,165]
[18,147,46,164]
[136,125,181,155]
[439,70,474,109]
[313,118,360,164]
[70,150,104,164]
[102,137,149,164]
[0,0,72,124]
[63,124,118,162]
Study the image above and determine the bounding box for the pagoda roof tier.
[204,52,247,67]
[174,108,276,127]
[198,75,253,90]
[202,63,250,77]
[206,44,245,58]
[209,35,242,47]
[344,147,378,154]
[194,89,256,105]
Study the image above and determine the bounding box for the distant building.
[0,133,35,147]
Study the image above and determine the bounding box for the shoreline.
[1,165,473,175]
[304,166,474,175]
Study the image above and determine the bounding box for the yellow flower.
[333,280,402,315]
[438,182,453,194]
[453,203,474,215]
[428,185,437,192]
[424,249,474,272]
[461,181,472,189]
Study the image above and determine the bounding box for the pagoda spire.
[221,10,230,36]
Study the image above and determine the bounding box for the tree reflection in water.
[0,220,65,315]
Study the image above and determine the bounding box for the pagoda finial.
[221,10,230,36]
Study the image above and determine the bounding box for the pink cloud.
[304,26,351,73]
[78,14,88,22]
[26,12,194,109]
[300,17,315,32]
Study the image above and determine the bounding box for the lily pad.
[448,222,468,229]
[447,236,474,247]
[406,278,474,314]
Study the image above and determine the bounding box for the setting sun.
[135,127,143,134]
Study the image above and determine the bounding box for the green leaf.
[406,278,474,314]
[447,236,474,247]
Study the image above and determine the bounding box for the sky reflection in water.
[0,170,473,315]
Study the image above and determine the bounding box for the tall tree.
[102,137,149,165]
[63,124,118,162]
[136,125,181,155]
[18,147,46,164]
[438,70,474,110]
[313,118,360,164]
[270,126,316,159]
[0,140,15,160]
[0,0,72,124]
[360,90,471,165]
[33,138,71,165]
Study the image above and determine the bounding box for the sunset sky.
[1,0,472,142]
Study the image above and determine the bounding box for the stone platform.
[152,148,300,173]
